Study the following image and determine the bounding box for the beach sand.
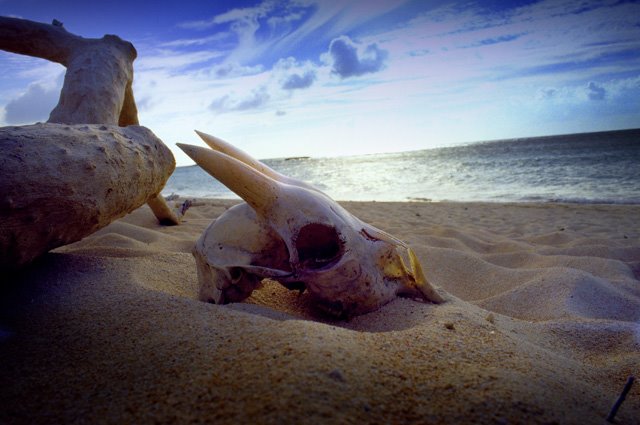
[1,200,639,424]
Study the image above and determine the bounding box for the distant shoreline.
[167,128,640,204]
[175,127,640,165]
[167,196,640,207]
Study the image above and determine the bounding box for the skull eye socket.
[229,267,243,283]
[296,223,343,269]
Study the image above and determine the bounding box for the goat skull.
[178,131,444,318]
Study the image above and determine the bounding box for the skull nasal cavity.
[296,224,342,268]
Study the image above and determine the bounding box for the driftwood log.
[0,16,139,126]
[0,16,187,271]
[0,124,174,269]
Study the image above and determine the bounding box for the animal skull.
[178,131,444,318]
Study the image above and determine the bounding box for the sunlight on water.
[164,129,640,204]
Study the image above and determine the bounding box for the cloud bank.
[4,82,59,125]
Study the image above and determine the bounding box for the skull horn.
[194,130,282,180]
[177,143,280,213]
[194,130,318,191]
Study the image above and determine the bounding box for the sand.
[1,200,638,424]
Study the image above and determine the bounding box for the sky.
[1,0,639,166]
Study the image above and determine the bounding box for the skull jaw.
[194,246,405,318]
[293,256,401,319]
[194,248,261,304]
[194,228,444,317]
[309,292,395,319]
[307,277,441,319]
[297,245,444,318]
[194,250,223,303]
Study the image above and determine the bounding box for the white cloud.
[0,62,64,126]
[0,50,64,125]
[176,0,412,67]
[210,85,271,113]
[211,2,275,25]
[325,35,388,78]
[212,62,264,78]
[177,1,280,65]
[177,4,275,32]
[6,57,65,81]
[586,81,606,101]
[135,49,223,71]
[274,56,318,89]
[205,57,322,113]
[281,70,316,89]
[606,76,640,99]
[270,0,412,54]
[159,33,230,48]
[267,10,305,29]
[3,82,59,124]
[538,88,558,99]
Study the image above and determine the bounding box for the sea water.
[162,129,640,204]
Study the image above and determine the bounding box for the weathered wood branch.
[0,16,138,126]
[0,124,175,270]
[0,16,77,64]
[0,16,181,219]
[0,16,189,270]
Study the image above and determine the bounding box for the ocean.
[162,129,640,204]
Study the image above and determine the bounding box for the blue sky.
[1,0,639,165]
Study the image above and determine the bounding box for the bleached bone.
[178,131,444,318]
[194,130,318,191]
